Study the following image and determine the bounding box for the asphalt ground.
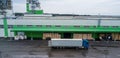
[0,39,120,58]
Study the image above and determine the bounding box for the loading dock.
[11,25,120,40]
[63,33,72,39]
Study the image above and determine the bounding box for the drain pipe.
[98,13,101,27]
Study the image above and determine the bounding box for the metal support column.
[3,12,8,38]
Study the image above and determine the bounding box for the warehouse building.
[0,15,120,40]
[0,0,120,41]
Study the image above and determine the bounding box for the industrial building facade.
[0,0,120,40]
[0,15,120,40]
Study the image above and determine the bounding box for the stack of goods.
[112,33,120,40]
[82,34,88,39]
[87,34,94,40]
[73,34,82,39]
[43,33,61,39]
[73,33,94,40]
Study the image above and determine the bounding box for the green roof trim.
[11,25,120,32]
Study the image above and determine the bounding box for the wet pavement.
[0,40,120,58]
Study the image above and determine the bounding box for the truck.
[48,39,89,49]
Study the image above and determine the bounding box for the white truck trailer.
[48,39,89,49]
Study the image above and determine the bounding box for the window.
[0,25,14,28]
[103,26,109,28]
[36,25,42,27]
[8,25,13,28]
[64,26,70,28]
[17,25,23,27]
[55,25,61,27]
[46,25,51,27]
[112,26,118,28]
[84,26,90,28]
[27,25,33,27]
[0,25,4,28]
[74,26,80,28]
[93,26,97,28]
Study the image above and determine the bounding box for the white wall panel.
[1,19,120,26]
[101,20,120,26]
[0,20,3,25]
[0,29,4,37]
[7,19,98,26]
[0,29,14,37]
[8,29,14,37]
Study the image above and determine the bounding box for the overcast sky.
[12,0,120,15]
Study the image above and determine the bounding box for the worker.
[82,39,89,49]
